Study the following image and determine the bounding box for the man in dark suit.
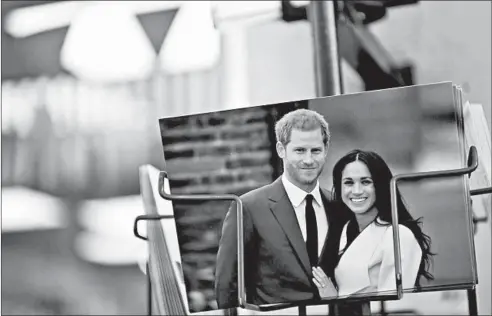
[215,109,349,309]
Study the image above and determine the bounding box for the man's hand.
[312,266,338,299]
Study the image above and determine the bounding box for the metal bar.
[379,301,387,316]
[147,263,152,316]
[134,214,174,241]
[389,146,479,299]
[308,0,343,96]
[298,305,307,315]
[471,186,491,224]
[157,171,248,308]
[392,146,478,183]
[471,186,492,196]
[473,216,489,224]
[467,288,478,316]
[361,302,372,315]
[224,307,238,316]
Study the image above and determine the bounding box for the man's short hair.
[275,108,331,146]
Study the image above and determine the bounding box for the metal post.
[308,0,343,97]
[307,1,343,315]
[147,263,152,316]
[467,288,478,316]
[361,302,372,315]
[298,305,307,315]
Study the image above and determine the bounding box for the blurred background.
[1,1,491,315]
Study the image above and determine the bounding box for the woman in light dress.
[313,149,434,301]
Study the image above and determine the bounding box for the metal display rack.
[134,145,491,315]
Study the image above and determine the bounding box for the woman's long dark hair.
[331,149,434,288]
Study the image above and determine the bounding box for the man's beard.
[289,165,324,185]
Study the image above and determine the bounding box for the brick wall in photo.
[159,105,281,311]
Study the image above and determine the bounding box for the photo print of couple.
[157,82,476,313]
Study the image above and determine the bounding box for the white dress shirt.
[281,174,329,256]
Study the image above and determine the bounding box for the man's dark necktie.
[305,194,318,266]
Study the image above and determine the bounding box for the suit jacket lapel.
[268,178,311,276]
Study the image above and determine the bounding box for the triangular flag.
[136,9,178,54]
